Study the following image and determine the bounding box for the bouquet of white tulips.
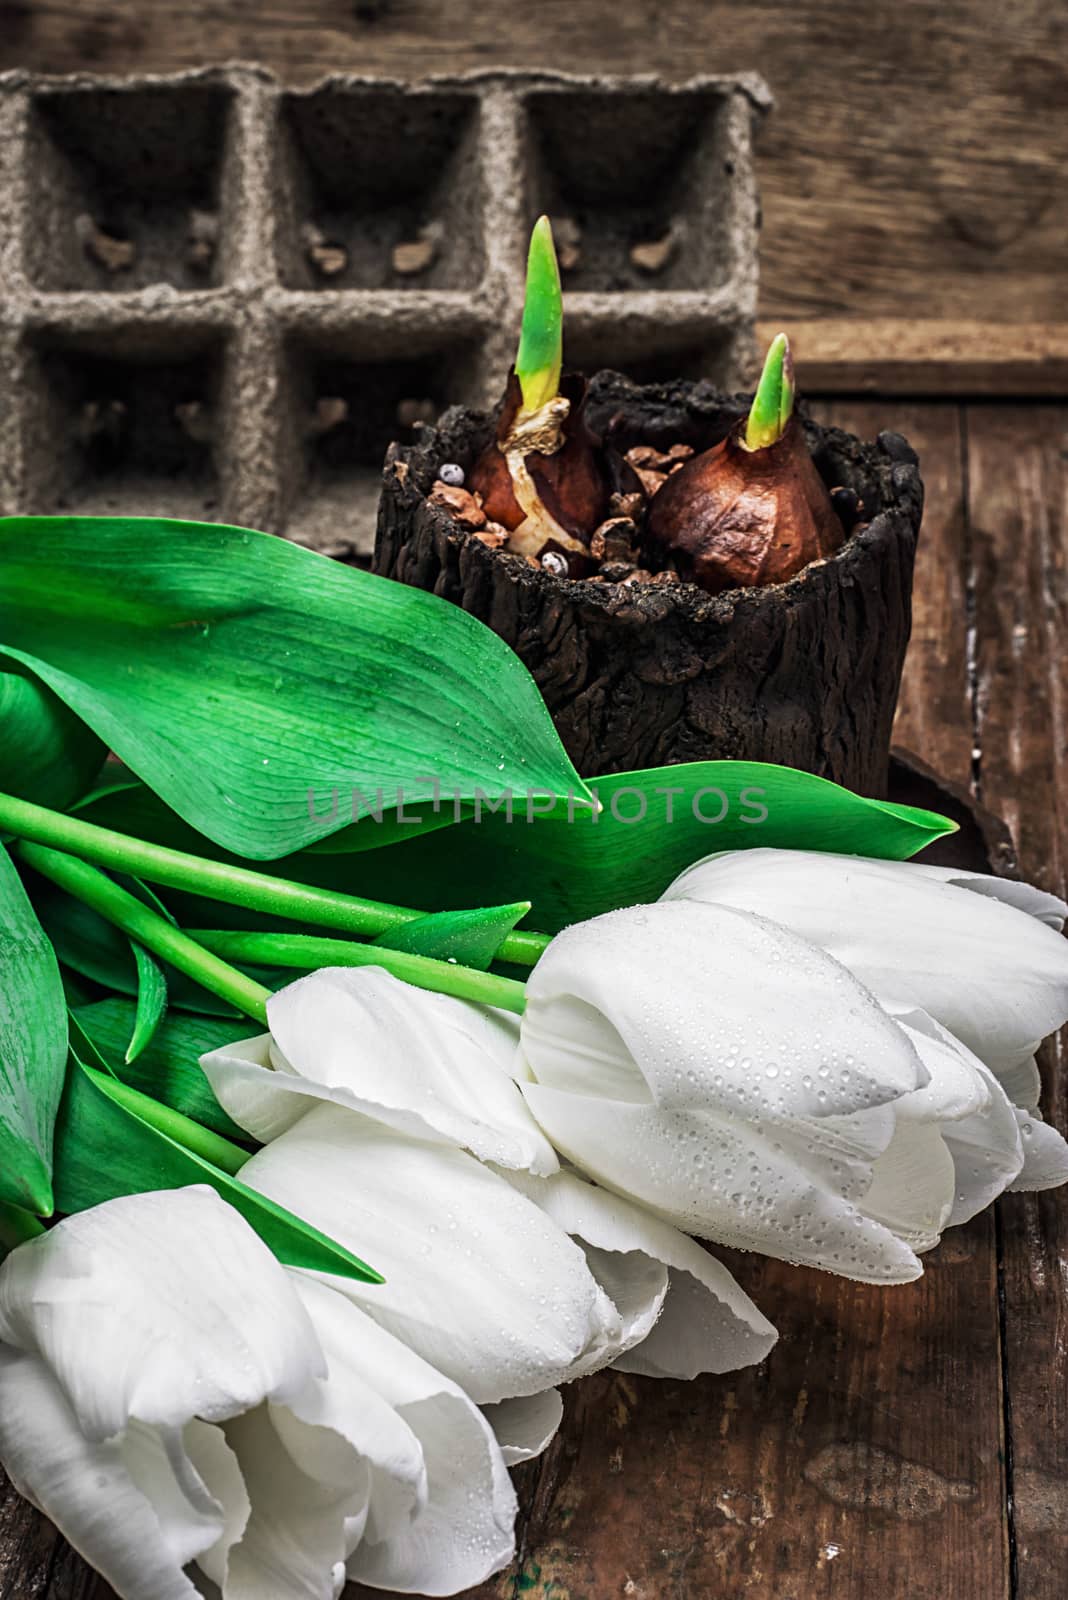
[0,515,1065,1599]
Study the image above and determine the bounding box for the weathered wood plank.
[965,403,1068,1600]
[0,1467,103,1600]
[449,1239,1007,1600]
[763,324,1068,398]
[2,1,1067,330]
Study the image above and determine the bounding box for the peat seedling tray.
[0,65,768,561]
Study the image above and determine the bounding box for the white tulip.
[202,966,555,1175]
[662,849,1068,1077]
[517,898,940,1282]
[237,1102,636,1404]
[209,962,779,1398]
[0,1187,517,1600]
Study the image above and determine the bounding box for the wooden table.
[0,397,1064,1600]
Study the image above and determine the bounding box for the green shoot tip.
[745,332,794,450]
[515,216,563,414]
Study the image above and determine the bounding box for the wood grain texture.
[2,1,1067,330]
[763,325,1068,398]
[441,1237,1007,1600]
[0,1468,102,1600]
[965,406,1068,1600]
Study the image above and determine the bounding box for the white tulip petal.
[519,901,926,1281]
[996,1056,1043,1112]
[663,849,1068,1071]
[1009,1112,1068,1192]
[0,1347,205,1600]
[604,1236,776,1380]
[0,1188,323,1441]
[198,1033,311,1145]
[873,1011,1023,1228]
[520,1081,922,1283]
[284,1278,427,1548]
[892,1010,991,1124]
[503,1167,777,1377]
[941,1067,1024,1225]
[523,899,926,1122]
[271,968,546,1171]
[500,1168,668,1360]
[616,1263,777,1380]
[908,864,1067,930]
[184,1421,251,1592]
[117,1421,228,1570]
[289,1282,517,1596]
[219,1403,364,1600]
[240,1104,621,1403]
[770,1103,898,1182]
[203,967,555,1174]
[860,1121,955,1251]
[892,1010,1049,1224]
[482,1391,564,1465]
[580,1244,667,1352]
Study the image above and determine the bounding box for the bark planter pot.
[373,371,924,795]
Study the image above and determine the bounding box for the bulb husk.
[468,371,641,566]
[644,415,846,594]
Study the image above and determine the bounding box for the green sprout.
[744,332,795,450]
[515,216,563,414]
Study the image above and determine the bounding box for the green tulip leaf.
[370,901,531,970]
[30,878,241,1018]
[74,998,246,1138]
[67,1011,118,1077]
[128,943,168,1062]
[125,877,173,1060]
[292,760,956,932]
[54,1056,382,1284]
[0,516,590,859]
[33,875,137,992]
[0,662,105,811]
[59,966,97,1010]
[75,760,953,937]
[0,1201,46,1258]
[0,843,67,1213]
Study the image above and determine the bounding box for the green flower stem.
[0,1201,46,1255]
[85,1066,248,1175]
[188,930,529,1016]
[17,842,270,1026]
[484,926,548,966]
[0,790,550,968]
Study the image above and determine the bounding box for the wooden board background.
[1,5,1067,1599]
[3,0,1068,384]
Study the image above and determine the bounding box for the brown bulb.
[644,416,845,594]
[468,372,638,548]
